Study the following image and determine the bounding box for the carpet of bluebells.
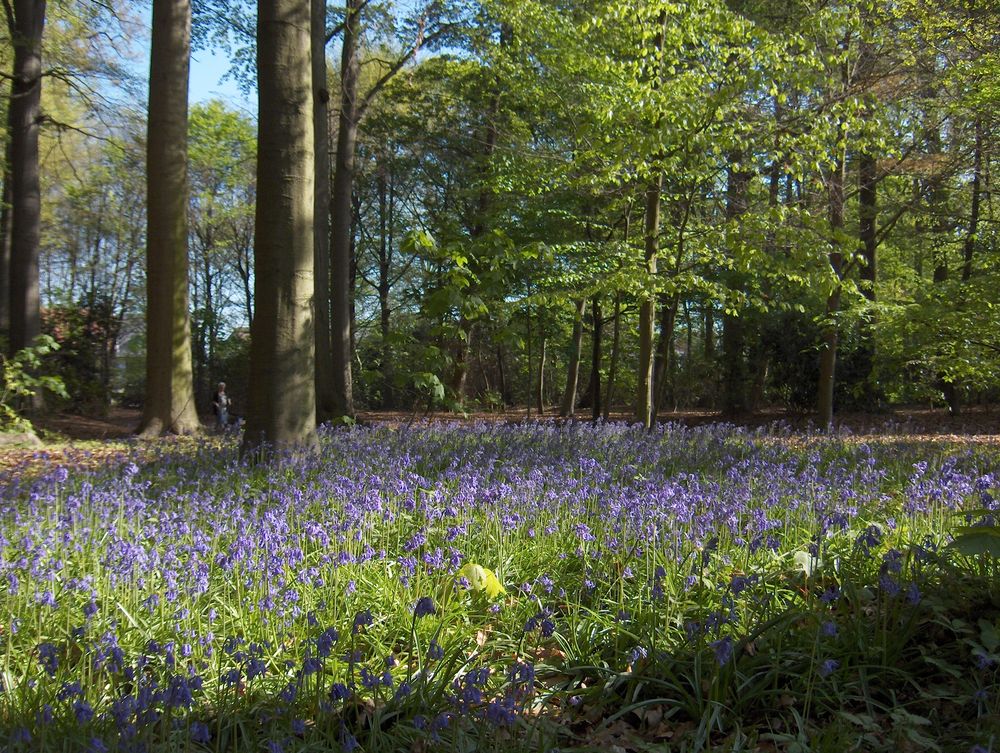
[2,421,1000,752]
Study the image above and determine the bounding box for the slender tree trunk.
[703,303,714,359]
[636,175,661,428]
[313,0,334,424]
[604,292,621,421]
[559,298,585,417]
[525,309,533,418]
[449,317,474,400]
[7,0,45,361]
[590,295,602,421]
[497,345,508,408]
[855,147,878,408]
[376,166,394,406]
[856,20,879,410]
[328,0,361,420]
[536,334,546,416]
[721,164,751,416]
[243,0,317,454]
[0,139,12,336]
[652,293,679,417]
[138,0,200,436]
[962,120,983,283]
[818,154,845,430]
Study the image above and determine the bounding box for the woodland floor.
[0,402,993,478]
[25,403,1000,441]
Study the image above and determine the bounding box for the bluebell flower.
[74,699,95,724]
[710,636,734,666]
[190,721,211,743]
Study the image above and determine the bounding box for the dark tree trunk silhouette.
[313,0,334,424]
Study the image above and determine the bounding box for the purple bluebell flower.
[819,658,839,677]
[710,636,734,666]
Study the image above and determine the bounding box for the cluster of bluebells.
[0,421,996,749]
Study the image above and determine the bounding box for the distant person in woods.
[212,382,230,432]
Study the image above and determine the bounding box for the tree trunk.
[856,19,878,410]
[652,293,679,417]
[703,303,714,359]
[721,164,751,416]
[497,345,508,408]
[328,0,361,421]
[7,0,46,359]
[818,153,845,430]
[962,119,982,282]
[138,0,200,436]
[536,334,546,416]
[377,166,394,407]
[0,139,12,336]
[449,317,474,400]
[525,309,533,418]
[855,147,878,409]
[590,295,602,421]
[313,0,334,424]
[243,0,317,454]
[603,292,621,421]
[636,175,661,429]
[558,298,585,417]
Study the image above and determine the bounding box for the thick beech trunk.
[558,298,585,417]
[7,0,45,358]
[313,0,334,424]
[243,0,317,453]
[138,0,201,436]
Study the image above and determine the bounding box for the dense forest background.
[1,0,998,431]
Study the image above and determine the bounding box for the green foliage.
[0,336,70,432]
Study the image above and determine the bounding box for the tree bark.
[603,292,621,421]
[558,298,585,417]
[590,295,602,421]
[377,166,394,407]
[6,0,46,359]
[962,119,982,283]
[721,164,751,416]
[652,293,679,418]
[0,139,11,336]
[313,0,334,424]
[536,334,546,416]
[243,0,317,454]
[703,303,714,359]
[818,153,845,430]
[138,0,200,436]
[636,175,661,429]
[328,0,362,420]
